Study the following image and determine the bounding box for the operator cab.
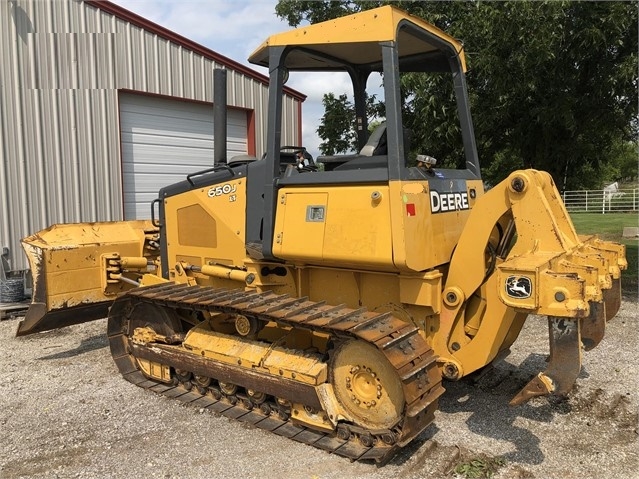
[247,5,482,262]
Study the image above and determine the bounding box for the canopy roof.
[248,5,466,73]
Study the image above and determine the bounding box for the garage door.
[120,93,248,219]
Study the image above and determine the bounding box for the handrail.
[186,165,235,186]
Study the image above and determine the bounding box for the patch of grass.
[569,212,637,239]
[569,212,638,299]
[452,455,506,478]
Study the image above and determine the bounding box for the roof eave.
[84,0,307,101]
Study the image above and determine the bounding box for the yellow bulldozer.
[17,6,626,464]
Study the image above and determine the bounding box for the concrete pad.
[622,226,639,238]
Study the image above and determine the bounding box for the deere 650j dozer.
[17,6,626,463]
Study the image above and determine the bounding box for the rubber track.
[107,282,445,464]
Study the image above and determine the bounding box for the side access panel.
[273,185,395,271]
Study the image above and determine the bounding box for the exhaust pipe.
[214,69,227,165]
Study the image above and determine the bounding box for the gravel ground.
[1,300,637,479]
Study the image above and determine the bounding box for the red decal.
[406,203,416,216]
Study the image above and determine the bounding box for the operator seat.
[359,122,387,156]
[333,122,406,171]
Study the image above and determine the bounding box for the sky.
[110,0,358,159]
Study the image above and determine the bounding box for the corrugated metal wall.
[0,0,301,271]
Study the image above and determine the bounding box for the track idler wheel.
[195,375,212,395]
[175,369,193,390]
[276,398,291,420]
[331,340,404,430]
[175,369,192,382]
[209,386,222,400]
[234,314,262,337]
[259,402,272,416]
[336,425,351,441]
[247,389,266,404]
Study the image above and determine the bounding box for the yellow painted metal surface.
[183,321,327,386]
[249,5,467,72]
[390,179,484,272]
[22,220,158,311]
[291,402,334,432]
[331,340,404,429]
[273,191,328,261]
[496,171,627,317]
[199,264,250,282]
[163,178,247,274]
[274,179,485,274]
[274,185,395,270]
[306,268,400,310]
[398,271,443,313]
[139,273,169,287]
[447,275,527,376]
[434,170,626,379]
[136,358,171,383]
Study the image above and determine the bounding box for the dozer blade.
[510,317,582,405]
[17,300,113,337]
[17,221,159,336]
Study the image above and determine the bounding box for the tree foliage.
[275,0,359,26]
[316,92,385,155]
[275,0,638,189]
[316,93,356,155]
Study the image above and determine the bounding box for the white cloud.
[286,71,352,157]
[112,0,290,65]
[301,118,322,158]
[288,71,353,102]
[110,0,372,159]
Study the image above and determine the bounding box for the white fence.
[562,187,639,213]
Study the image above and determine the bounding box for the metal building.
[0,0,305,272]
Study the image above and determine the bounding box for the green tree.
[317,93,356,155]
[604,139,639,184]
[275,0,638,190]
[275,0,359,25]
[317,92,384,155]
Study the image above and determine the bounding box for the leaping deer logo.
[506,276,532,298]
